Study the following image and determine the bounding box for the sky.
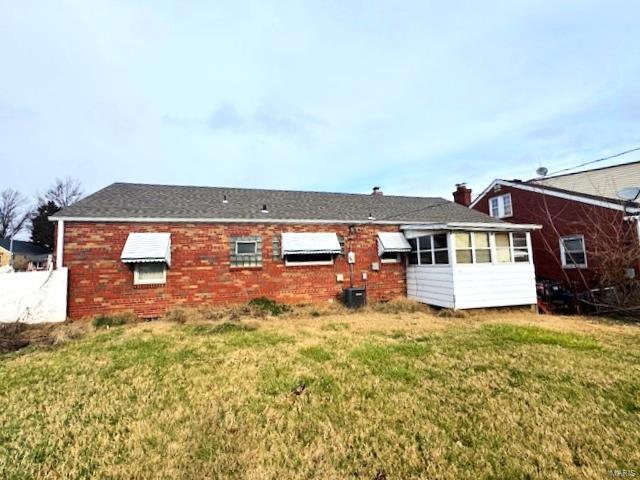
[2,0,640,204]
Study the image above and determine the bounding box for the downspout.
[56,220,64,270]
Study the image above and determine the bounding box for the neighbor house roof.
[533,160,640,200]
[51,182,509,225]
[0,239,52,256]
[470,179,640,213]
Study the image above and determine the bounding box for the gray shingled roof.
[51,182,502,224]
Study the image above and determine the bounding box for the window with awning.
[281,232,341,265]
[121,232,171,285]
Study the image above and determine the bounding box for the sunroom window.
[513,232,530,263]
[454,232,492,264]
[495,233,512,263]
[408,234,448,265]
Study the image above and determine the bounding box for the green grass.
[0,313,639,479]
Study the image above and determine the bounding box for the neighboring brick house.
[51,182,539,319]
[460,161,640,293]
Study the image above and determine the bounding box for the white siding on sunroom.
[407,265,455,308]
[452,262,536,309]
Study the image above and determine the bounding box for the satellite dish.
[536,166,548,177]
[617,186,640,202]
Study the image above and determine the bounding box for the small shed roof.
[281,232,342,255]
[121,232,171,266]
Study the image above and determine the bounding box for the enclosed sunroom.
[402,222,540,309]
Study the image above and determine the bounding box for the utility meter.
[347,251,356,264]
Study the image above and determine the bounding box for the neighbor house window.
[408,234,449,265]
[489,194,513,218]
[230,236,262,267]
[284,253,334,266]
[560,235,587,268]
[134,263,167,285]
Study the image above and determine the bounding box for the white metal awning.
[377,232,411,255]
[121,232,171,266]
[281,232,341,256]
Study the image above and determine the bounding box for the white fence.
[0,268,68,323]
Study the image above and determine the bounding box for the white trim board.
[469,179,640,213]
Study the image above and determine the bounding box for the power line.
[546,146,640,177]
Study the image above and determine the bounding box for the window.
[380,252,400,263]
[495,232,512,263]
[455,232,473,264]
[512,232,530,263]
[284,253,334,266]
[560,235,587,268]
[408,234,449,265]
[489,194,512,218]
[236,241,257,255]
[134,263,166,285]
[454,232,492,264]
[474,232,492,263]
[230,236,262,267]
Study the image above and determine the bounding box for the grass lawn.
[1,307,639,479]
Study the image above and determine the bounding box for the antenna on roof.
[536,166,548,177]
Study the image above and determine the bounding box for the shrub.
[92,312,138,328]
[247,297,290,316]
[369,298,430,314]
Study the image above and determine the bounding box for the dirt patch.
[0,321,89,354]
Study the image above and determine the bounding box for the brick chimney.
[371,186,383,196]
[453,183,472,206]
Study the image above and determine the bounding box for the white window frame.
[133,263,167,285]
[284,254,334,266]
[379,252,401,264]
[235,240,258,256]
[408,234,449,266]
[560,235,587,269]
[489,193,513,218]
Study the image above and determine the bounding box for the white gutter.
[48,216,507,226]
[56,220,64,270]
[400,222,541,231]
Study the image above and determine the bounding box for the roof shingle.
[52,182,502,224]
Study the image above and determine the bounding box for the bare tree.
[41,177,83,208]
[0,189,30,239]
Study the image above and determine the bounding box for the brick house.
[460,161,640,294]
[51,182,539,319]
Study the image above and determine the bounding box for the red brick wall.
[472,184,637,290]
[62,222,407,319]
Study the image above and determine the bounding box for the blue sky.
[2,0,640,202]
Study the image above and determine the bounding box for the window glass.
[433,234,447,249]
[419,236,431,250]
[561,236,586,267]
[408,234,449,266]
[489,194,512,218]
[135,263,166,285]
[236,241,257,255]
[456,250,473,264]
[230,236,262,267]
[455,233,471,248]
[434,250,449,264]
[285,253,333,264]
[495,233,511,263]
[475,232,490,248]
[419,251,433,264]
[512,232,529,263]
